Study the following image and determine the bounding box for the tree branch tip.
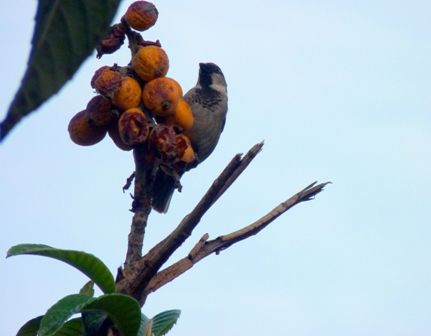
[304,181,318,189]
[249,141,264,153]
[200,233,210,241]
[232,152,244,161]
[189,233,210,259]
[235,141,264,160]
[300,181,331,201]
[312,181,332,191]
[303,181,331,191]
[321,181,332,188]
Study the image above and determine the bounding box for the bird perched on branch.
[152,62,228,213]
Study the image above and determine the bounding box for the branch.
[116,142,264,301]
[143,181,330,297]
[123,146,153,272]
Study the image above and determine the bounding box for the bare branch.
[143,181,330,297]
[116,142,264,301]
[213,141,264,201]
[123,146,153,272]
[142,234,210,294]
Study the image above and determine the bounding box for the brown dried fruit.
[86,95,116,127]
[150,124,196,164]
[118,108,150,146]
[108,120,133,151]
[112,76,142,110]
[91,66,122,95]
[175,134,196,163]
[132,46,169,82]
[124,1,158,32]
[149,124,178,162]
[142,77,183,117]
[96,23,126,58]
[68,110,107,146]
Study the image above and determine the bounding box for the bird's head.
[197,62,227,95]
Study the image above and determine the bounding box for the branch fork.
[117,141,329,305]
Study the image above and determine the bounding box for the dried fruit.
[149,124,178,162]
[175,134,196,163]
[142,77,183,117]
[118,108,150,146]
[112,76,142,110]
[132,46,169,82]
[86,95,116,127]
[150,124,196,164]
[91,66,122,95]
[108,121,133,151]
[124,1,158,32]
[68,110,107,146]
[96,23,126,58]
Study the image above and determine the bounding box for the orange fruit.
[175,134,196,164]
[132,46,169,82]
[112,76,142,110]
[91,66,122,95]
[124,1,158,32]
[68,110,107,146]
[142,77,183,117]
[173,98,193,130]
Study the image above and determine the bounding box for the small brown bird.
[152,62,228,213]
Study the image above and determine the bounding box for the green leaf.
[83,293,142,336]
[144,319,153,336]
[0,0,121,142]
[7,244,115,293]
[53,318,84,336]
[82,310,109,336]
[39,294,94,336]
[16,315,43,336]
[137,313,151,336]
[151,310,181,336]
[79,280,95,297]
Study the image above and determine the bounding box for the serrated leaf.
[79,280,95,297]
[16,315,43,336]
[0,0,121,142]
[53,318,84,336]
[39,294,94,336]
[83,293,142,336]
[151,310,181,336]
[7,244,115,293]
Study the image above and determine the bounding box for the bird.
[152,62,228,213]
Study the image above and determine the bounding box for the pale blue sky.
[1,1,430,335]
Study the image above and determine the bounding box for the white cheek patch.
[210,82,227,95]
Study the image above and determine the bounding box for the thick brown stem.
[123,146,153,272]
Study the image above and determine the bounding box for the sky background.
[1,0,430,335]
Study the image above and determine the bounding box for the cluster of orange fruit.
[68,0,196,165]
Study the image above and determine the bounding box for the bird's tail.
[151,170,177,213]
